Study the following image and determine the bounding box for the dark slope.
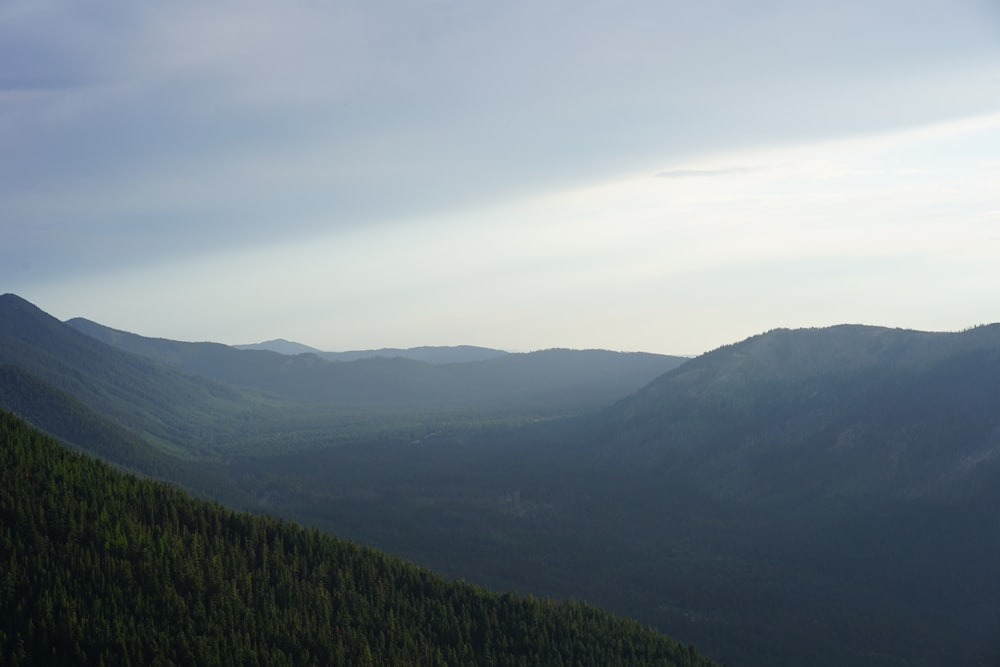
[0,294,252,455]
[572,324,1000,665]
[67,315,686,411]
[253,324,1000,667]
[0,410,720,667]
[601,324,1000,499]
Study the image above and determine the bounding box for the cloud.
[655,167,758,179]
[3,1,1000,350]
[19,111,1000,354]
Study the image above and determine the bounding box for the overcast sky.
[3,0,999,354]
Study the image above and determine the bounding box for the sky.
[3,0,999,355]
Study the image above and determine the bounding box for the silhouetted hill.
[66,316,686,411]
[0,410,720,667]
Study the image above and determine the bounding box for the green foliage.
[0,410,719,667]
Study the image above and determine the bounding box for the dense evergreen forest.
[0,410,720,667]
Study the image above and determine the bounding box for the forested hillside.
[0,364,246,504]
[0,410,719,667]
[0,294,256,456]
[8,292,1000,666]
[602,323,1000,499]
[241,324,1000,666]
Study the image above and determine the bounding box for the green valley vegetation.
[0,410,719,667]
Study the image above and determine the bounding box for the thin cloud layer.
[3,0,999,352]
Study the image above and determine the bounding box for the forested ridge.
[10,293,1000,665]
[0,410,719,667]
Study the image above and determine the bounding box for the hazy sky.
[3,0,999,354]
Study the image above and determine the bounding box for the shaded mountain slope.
[248,324,1000,666]
[0,410,720,667]
[569,324,1000,664]
[601,324,1000,500]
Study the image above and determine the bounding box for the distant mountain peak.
[235,339,323,355]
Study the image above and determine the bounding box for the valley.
[3,293,1000,666]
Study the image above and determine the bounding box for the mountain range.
[235,338,509,364]
[65,313,684,411]
[3,292,1000,666]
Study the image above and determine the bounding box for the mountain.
[66,316,686,411]
[602,324,1000,499]
[4,293,687,465]
[318,345,509,364]
[0,409,720,667]
[235,338,326,355]
[235,339,510,364]
[15,291,1000,665]
[240,324,1000,667]
[0,294,256,456]
[572,324,1000,664]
